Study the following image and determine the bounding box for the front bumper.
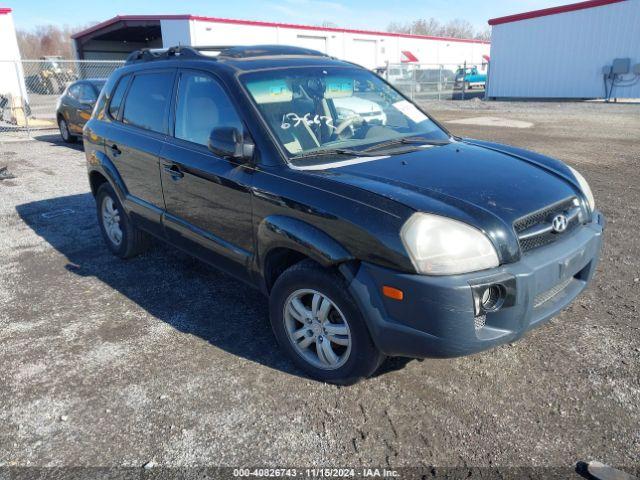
[347,211,605,358]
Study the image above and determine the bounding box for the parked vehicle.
[391,68,456,96]
[374,65,413,83]
[413,68,456,92]
[56,78,105,143]
[333,96,387,126]
[84,45,603,384]
[454,65,487,90]
[26,56,78,94]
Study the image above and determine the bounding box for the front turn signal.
[382,286,404,301]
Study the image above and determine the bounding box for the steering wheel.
[334,115,360,139]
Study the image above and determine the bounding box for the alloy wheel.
[60,118,69,141]
[101,196,123,246]
[283,289,352,370]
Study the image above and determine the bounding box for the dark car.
[413,68,455,92]
[83,45,604,384]
[56,79,105,143]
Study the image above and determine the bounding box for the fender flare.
[88,149,128,202]
[257,215,353,273]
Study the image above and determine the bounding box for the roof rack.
[125,46,206,64]
[216,45,328,59]
[125,44,328,64]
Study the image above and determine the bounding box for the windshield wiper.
[362,136,451,153]
[292,148,382,160]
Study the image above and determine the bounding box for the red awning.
[401,50,419,63]
[483,54,490,62]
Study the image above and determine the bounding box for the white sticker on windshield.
[392,100,428,123]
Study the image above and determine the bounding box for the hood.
[297,140,582,262]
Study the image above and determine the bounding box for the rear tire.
[96,183,150,259]
[269,260,384,385]
[58,117,76,143]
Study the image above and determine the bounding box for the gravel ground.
[0,101,638,476]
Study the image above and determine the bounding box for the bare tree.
[388,17,444,36]
[442,19,475,39]
[16,23,96,59]
[387,17,489,40]
[475,27,492,41]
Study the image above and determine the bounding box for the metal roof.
[489,0,627,26]
[71,14,490,44]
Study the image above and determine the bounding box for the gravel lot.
[0,100,638,476]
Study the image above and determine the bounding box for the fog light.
[471,282,507,316]
[481,285,502,311]
[470,276,516,317]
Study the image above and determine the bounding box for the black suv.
[84,45,603,384]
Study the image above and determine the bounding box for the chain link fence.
[381,62,489,102]
[0,59,124,141]
[1,59,489,142]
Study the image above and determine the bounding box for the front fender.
[257,215,353,271]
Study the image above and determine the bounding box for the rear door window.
[78,84,97,103]
[122,71,174,133]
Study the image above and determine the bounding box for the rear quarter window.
[68,84,81,100]
[107,74,130,119]
[122,71,174,133]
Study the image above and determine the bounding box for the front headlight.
[567,166,595,212]
[400,213,499,275]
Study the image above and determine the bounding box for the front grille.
[534,277,574,308]
[514,197,582,253]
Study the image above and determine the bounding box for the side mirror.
[208,127,254,162]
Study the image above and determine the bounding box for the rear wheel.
[96,183,150,259]
[269,260,384,384]
[58,117,76,143]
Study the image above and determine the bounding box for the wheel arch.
[87,151,128,202]
[257,215,355,293]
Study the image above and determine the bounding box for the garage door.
[296,35,327,53]
[350,39,377,69]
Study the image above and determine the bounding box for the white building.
[0,7,26,99]
[71,15,490,69]
[487,0,640,99]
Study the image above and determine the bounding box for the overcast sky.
[4,0,564,32]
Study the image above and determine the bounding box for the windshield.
[240,66,450,163]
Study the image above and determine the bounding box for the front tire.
[269,260,384,385]
[96,183,150,259]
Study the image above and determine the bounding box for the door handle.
[109,144,121,156]
[163,164,184,180]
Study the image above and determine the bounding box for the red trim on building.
[401,51,419,63]
[71,14,490,44]
[488,0,627,25]
[0,7,13,14]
